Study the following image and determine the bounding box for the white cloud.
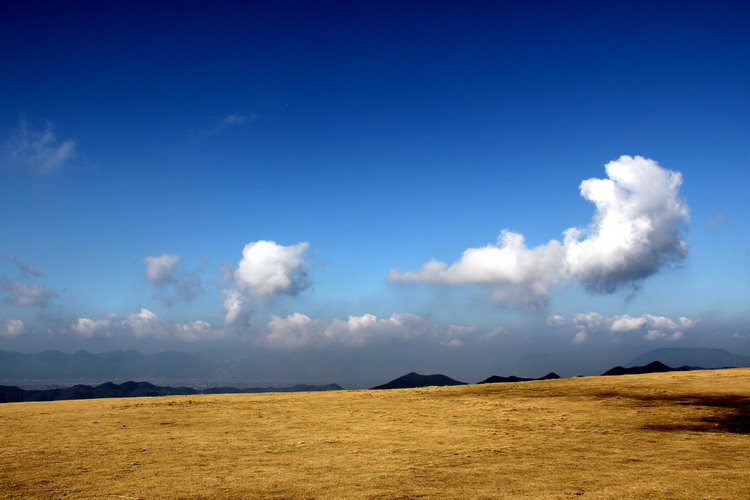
[174,320,221,342]
[222,288,246,326]
[261,312,446,348]
[546,315,566,327]
[570,312,695,343]
[389,156,689,308]
[609,314,648,333]
[143,254,180,285]
[223,240,311,324]
[6,254,41,276]
[2,319,25,338]
[563,156,689,293]
[4,117,77,175]
[234,241,310,296]
[143,253,203,305]
[71,316,115,339]
[71,309,224,342]
[1,279,57,307]
[572,312,607,344]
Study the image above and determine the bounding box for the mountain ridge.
[0,381,344,404]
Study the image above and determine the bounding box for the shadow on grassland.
[596,392,750,434]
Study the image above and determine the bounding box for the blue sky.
[1,1,749,384]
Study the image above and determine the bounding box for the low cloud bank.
[262,312,443,348]
[390,156,689,309]
[72,309,222,343]
[562,312,697,344]
[67,309,481,348]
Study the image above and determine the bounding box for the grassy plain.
[1,368,749,499]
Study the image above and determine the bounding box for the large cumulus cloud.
[389,156,689,308]
[222,240,311,324]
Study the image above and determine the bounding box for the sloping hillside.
[1,368,748,498]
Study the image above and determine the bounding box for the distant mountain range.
[372,371,562,389]
[626,347,750,369]
[0,381,344,404]
[478,372,560,384]
[2,347,748,400]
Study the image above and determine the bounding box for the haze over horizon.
[1,2,749,387]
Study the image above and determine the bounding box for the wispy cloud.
[198,113,255,136]
[390,156,690,310]
[706,213,728,229]
[6,254,42,276]
[1,279,57,307]
[142,253,203,306]
[3,117,77,176]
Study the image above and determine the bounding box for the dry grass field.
[1,368,749,499]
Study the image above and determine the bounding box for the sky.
[1,1,749,387]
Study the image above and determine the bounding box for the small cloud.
[6,254,42,276]
[1,279,56,307]
[478,326,511,343]
[2,319,25,338]
[571,312,607,344]
[3,117,77,176]
[143,253,204,305]
[442,338,464,348]
[72,317,114,339]
[546,315,566,327]
[144,254,180,285]
[198,113,255,136]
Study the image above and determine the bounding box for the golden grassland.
[1,368,749,499]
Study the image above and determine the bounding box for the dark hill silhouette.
[478,372,561,384]
[627,347,750,369]
[0,381,344,404]
[602,361,690,376]
[371,372,466,390]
